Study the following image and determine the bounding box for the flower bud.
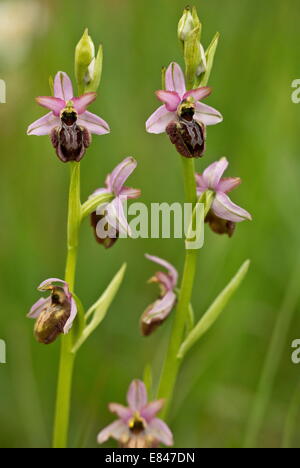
[75,29,94,93]
[75,29,103,94]
[178,6,201,43]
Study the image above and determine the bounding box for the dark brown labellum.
[166,104,206,158]
[205,210,236,237]
[90,211,119,249]
[34,287,71,344]
[50,109,91,163]
[140,314,164,337]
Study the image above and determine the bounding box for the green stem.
[53,163,81,448]
[157,158,198,417]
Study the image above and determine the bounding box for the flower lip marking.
[128,413,146,435]
[60,101,78,126]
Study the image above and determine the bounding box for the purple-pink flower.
[146,62,222,158]
[27,71,110,162]
[196,157,252,236]
[140,255,178,336]
[27,278,77,344]
[97,380,173,448]
[90,157,141,248]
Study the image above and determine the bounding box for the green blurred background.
[0,0,300,448]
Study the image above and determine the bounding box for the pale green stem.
[157,157,198,417]
[53,162,81,448]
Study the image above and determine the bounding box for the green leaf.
[81,192,113,219]
[72,263,127,353]
[197,32,220,87]
[143,364,153,399]
[71,294,86,344]
[185,303,195,336]
[178,259,250,359]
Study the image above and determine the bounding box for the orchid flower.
[145,62,222,158]
[140,255,178,336]
[90,157,141,248]
[196,157,252,236]
[27,278,77,344]
[97,380,173,448]
[27,71,110,162]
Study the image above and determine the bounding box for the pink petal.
[27,297,51,319]
[105,197,131,237]
[89,187,111,199]
[147,418,173,446]
[183,87,212,101]
[38,278,67,291]
[119,187,141,199]
[127,380,148,411]
[194,101,223,126]
[195,173,209,196]
[27,112,59,136]
[72,93,97,114]
[77,111,110,135]
[108,403,132,422]
[141,400,165,422]
[35,97,65,116]
[154,272,174,292]
[146,105,175,134]
[142,291,177,325]
[97,420,129,444]
[217,177,241,193]
[213,192,252,222]
[155,90,181,112]
[165,62,186,97]
[202,158,229,190]
[54,71,73,101]
[109,157,137,196]
[145,254,178,288]
[63,297,77,334]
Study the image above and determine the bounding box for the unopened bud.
[75,29,103,94]
[178,6,201,43]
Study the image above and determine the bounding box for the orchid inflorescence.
[27,7,251,449]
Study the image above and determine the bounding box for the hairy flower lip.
[146,62,222,134]
[28,278,77,336]
[27,71,110,136]
[97,380,173,447]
